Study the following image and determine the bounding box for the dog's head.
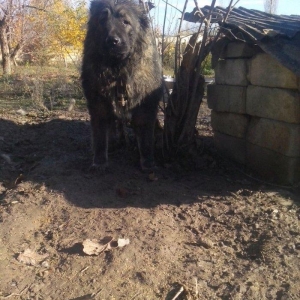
[88,0,149,62]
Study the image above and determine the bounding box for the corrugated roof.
[184,6,300,77]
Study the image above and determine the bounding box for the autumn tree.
[0,0,87,73]
[264,0,278,14]
[46,0,87,65]
[22,0,87,65]
[0,0,29,75]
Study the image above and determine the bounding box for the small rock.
[11,280,17,287]
[16,108,27,116]
[67,99,76,112]
[198,236,214,249]
[41,261,50,268]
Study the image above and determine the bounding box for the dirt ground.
[0,99,299,300]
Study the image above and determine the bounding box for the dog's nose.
[106,36,121,46]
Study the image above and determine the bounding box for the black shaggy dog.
[81,0,162,171]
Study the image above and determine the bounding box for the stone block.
[248,53,299,89]
[221,42,261,59]
[207,84,246,114]
[215,59,249,86]
[246,143,300,185]
[211,111,249,138]
[214,131,246,164]
[247,118,300,157]
[246,86,300,123]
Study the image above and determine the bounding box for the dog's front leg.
[132,105,157,171]
[89,103,111,172]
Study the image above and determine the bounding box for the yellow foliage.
[26,0,88,61]
[48,0,87,53]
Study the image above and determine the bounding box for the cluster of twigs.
[161,0,238,162]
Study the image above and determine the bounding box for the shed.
[185,6,300,185]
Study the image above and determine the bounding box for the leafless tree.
[264,0,278,14]
[162,0,236,163]
[0,0,30,74]
[0,0,14,74]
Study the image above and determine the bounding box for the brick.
[207,84,246,114]
[221,42,261,59]
[247,118,300,157]
[211,111,249,138]
[214,131,246,164]
[215,59,249,86]
[246,143,300,185]
[249,53,299,89]
[246,86,300,123]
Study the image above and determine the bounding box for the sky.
[151,0,300,31]
[161,0,300,15]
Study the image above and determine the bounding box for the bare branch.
[162,0,182,14]
[23,5,48,13]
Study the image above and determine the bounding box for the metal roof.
[184,6,300,77]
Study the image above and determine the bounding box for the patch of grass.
[163,67,175,77]
[0,63,85,111]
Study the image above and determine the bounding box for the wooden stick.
[171,286,184,300]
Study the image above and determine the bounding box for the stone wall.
[207,41,300,185]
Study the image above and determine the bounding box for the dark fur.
[81,0,162,171]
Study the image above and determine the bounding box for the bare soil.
[0,100,299,300]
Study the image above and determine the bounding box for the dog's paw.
[140,159,157,173]
[89,162,109,174]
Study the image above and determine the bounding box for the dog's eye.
[123,19,131,26]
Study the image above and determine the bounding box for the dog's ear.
[139,11,149,31]
[90,0,112,15]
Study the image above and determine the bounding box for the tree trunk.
[163,34,205,160]
[0,25,12,75]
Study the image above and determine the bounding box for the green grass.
[0,63,85,112]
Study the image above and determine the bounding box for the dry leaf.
[17,249,49,266]
[82,236,130,255]
[82,237,113,255]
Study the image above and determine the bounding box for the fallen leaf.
[82,237,113,255]
[17,249,49,266]
[82,236,130,255]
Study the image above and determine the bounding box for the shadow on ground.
[1,114,300,300]
[1,116,299,210]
